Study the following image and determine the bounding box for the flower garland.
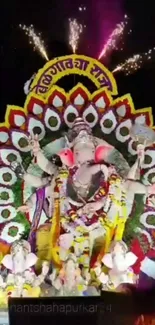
[55,169,129,260]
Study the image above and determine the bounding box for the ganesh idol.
[15,118,155,279]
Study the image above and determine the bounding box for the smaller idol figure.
[94,240,138,291]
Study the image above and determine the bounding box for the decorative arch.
[30,54,118,98]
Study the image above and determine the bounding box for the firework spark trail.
[69,19,83,53]
[113,47,155,75]
[98,14,130,60]
[19,24,49,61]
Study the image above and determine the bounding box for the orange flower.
[0,242,10,255]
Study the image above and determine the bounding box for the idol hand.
[77,203,94,216]
[77,200,104,216]
[42,261,49,277]
[137,144,145,165]
[28,134,41,157]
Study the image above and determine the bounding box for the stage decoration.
[1,54,155,307]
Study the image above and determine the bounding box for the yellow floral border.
[112,94,154,127]
[0,68,154,130]
[30,54,118,96]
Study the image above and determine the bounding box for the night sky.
[1,0,155,123]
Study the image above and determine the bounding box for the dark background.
[0,0,155,122]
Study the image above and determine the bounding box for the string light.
[69,18,83,53]
[19,24,49,61]
[98,14,130,60]
[113,47,155,75]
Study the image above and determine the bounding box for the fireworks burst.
[19,24,49,61]
[98,14,130,60]
[69,18,83,53]
[113,47,155,75]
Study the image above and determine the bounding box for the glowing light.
[69,18,83,53]
[98,14,130,60]
[19,24,49,61]
[78,5,86,11]
[113,47,155,75]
